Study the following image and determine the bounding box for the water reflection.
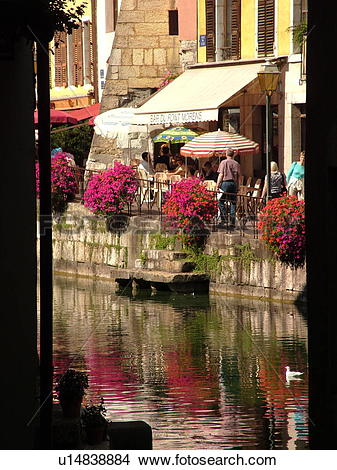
[47,275,308,450]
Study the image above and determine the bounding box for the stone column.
[0,33,38,448]
[88,0,183,170]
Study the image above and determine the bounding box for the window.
[54,31,68,87]
[53,22,95,89]
[72,26,84,86]
[83,21,95,86]
[221,107,240,133]
[301,0,308,22]
[224,0,241,60]
[206,0,216,62]
[105,0,118,33]
[257,0,275,57]
[168,10,179,36]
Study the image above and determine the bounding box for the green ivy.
[150,233,178,250]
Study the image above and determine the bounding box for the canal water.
[45,275,308,450]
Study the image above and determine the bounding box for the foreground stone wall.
[45,203,306,302]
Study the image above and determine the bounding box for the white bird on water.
[285,366,303,381]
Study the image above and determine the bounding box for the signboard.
[143,109,218,125]
[199,35,207,47]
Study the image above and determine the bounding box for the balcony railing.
[72,167,265,238]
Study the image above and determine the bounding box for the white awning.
[133,63,262,125]
[94,107,148,147]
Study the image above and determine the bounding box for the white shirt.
[138,160,154,175]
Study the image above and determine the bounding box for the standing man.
[216,149,241,229]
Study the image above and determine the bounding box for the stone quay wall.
[43,203,306,303]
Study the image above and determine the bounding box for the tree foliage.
[25,0,87,41]
[51,125,94,167]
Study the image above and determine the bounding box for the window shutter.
[60,32,68,87]
[206,0,215,62]
[54,33,62,87]
[54,32,68,87]
[72,26,84,86]
[257,0,275,57]
[89,22,95,86]
[231,0,241,59]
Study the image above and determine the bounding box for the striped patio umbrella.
[152,127,199,144]
[180,129,260,157]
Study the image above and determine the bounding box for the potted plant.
[55,369,89,418]
[82,399,108,445]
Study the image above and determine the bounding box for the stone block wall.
[88,0,184,170]
[46,204,306,303]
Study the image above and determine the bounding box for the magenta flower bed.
[83,162,138,216]
[162,178,218,247]
[35,152,77,212]
[258,195,305,268]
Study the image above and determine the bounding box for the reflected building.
[49,275,308,449]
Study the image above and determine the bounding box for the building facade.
[87,0,198,168]
[196,0,307,174]
[87,0,307,175]
[48,1,96,110]
[48,1,123,110]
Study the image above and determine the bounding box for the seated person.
[154,144,170,169]
[168,156,190,177]
[169,155,178,171]
[201,161,218,182]
[138,151,154,175]
[186,156,198,176]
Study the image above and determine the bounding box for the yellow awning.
[134,62,262,125]
[50,85,94,100]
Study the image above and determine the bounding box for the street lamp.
[258,61,280,200]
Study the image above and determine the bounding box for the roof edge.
[187,56,288,70]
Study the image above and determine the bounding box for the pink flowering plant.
[158,70,181,89]
[162,178,218,248]
[35,152,77,213]
[83,162,138,218]
[258,195,305,268]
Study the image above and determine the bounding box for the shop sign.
[149,111,204,125]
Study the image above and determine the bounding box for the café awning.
[133,62,262,126]
[66,102,100,122]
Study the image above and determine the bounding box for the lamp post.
[258,61,280,200]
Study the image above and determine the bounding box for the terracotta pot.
[85,425,106,445]
[60,397,82,418]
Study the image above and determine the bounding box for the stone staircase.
[135,249,196,273]
[127,248,209,294]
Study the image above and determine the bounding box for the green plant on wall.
[234,244,259,271]
[150,233,178,250]
[185,249,222,275]
[140,251,148,267]
[289,22,307,47]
